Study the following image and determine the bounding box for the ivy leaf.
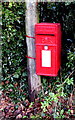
[60,109,64,115]
[22,72,27,77]
[13,73,19,78]
[41,112,45,117]
[9,3,12,8]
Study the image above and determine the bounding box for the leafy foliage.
[2,2,28,103]
[0,91,74,119]
[37,2,75,119]
[38,2,75,95]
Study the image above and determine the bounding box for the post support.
[25,1,42,101]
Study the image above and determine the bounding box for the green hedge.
[2,2,28,103]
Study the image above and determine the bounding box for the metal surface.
[35,23,61,76]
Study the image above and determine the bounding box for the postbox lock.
[44,45,48,50]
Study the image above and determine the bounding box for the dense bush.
[2,2,28,103]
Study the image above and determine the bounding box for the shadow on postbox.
[35,23,61,76]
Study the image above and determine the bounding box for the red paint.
[25,35,35,39]
[35,23,61,76]
[26,56,35,59]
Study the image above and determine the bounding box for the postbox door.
[36,45,57,76]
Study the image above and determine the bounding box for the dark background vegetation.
[1,2,75,103]
[38,2,75,93]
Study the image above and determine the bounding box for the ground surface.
[0,89,75,120]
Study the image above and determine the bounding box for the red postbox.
[35,23,61,76]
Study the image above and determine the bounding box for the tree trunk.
[25,1,42,101]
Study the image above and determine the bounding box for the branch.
[4,68,26,80]
[67,70,75,79]
[59,70,75,87]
